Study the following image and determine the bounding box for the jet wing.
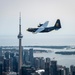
[34,21,49,33]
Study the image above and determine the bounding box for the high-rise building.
[0,47,2,56]
[0,56,4,63]
[17,13,23,74]
[13,57,18,72]
[45,62,50,75]
[40,57,45,69]
[46,57,50,63]
[34,57,40,70]
[57,68,65,75]
[5,51,10,59]
[51,60,58,75]
[45,58,51,75]
[33,57,45,70]
[64,67,69,75]
[29,48,33,66]
[4,58,10,72]
[70,65,75,75]
[10,52,14,58]
[21,65,35,75]
[0,62,2,75]
[23,50,29,64]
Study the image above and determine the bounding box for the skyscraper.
[0,47,2,56]
[0,62,2,75]
[21,65,35,75]
[51,60,58,75]
[45,62,50,75]
[57,68,64,75]
[29,48,33,66]
[17,13,23,74]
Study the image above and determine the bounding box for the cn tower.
[17,13,23,74]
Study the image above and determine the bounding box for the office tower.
[10,52,14,58]
[10,56,18,72]
[33,57,45,70]
[40,57,45,69]
[5,51,10,59]
[70,65,75,75]
[45,62,50,75]
[21,65,35,75]
[34,57,40,69]
[4,58,10,72]
[72,72,75,75]
[9,52,15,71]
[57,68,65,75]
[44,58,51,75]
[17,13,23,74]
[51,60,58,75]
[13,56,18,72]
[29,48,33,66]
[46,57,50,63]
[0,47,2,56]
[0,56,4,63]
[23,50,29,64]
[9,57,13,71]
[64,67,69,75]
[0,62,2,75]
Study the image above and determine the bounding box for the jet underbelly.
[40,27,54,32]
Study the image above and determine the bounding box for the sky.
[0,0,75,46]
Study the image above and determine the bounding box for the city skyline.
[0,46,75,75]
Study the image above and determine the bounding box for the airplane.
[27,19,61,33]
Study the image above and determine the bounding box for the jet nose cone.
[27,28,31,32]
[27,28,29,31]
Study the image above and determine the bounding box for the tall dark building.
[45,62,50,75]
[10,52,14,58]
[13,57,18,72]
[5,52,10,59]
[40,57,45,69]
[0,47,2,56]
[4,59,9,72]
[23,50,29,64]
[70,65,75,75]
[72,72,75,75]
[33,57,40,69]
[46,58,50,63]
[64,67,69,75]
[21,65,35,75]
[0,62,2,75]
[57,68,64,75]
[51,60,57,75]
[29,48,33,66]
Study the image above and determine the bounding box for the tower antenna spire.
[19,12,21,34]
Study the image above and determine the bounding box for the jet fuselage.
[27,26,60,33]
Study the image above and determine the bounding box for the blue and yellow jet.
[27,19,61,33]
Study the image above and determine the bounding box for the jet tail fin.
[54,19,61,30]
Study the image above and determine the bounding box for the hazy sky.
[0,0,75,46]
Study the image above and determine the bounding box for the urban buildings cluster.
[0,47,75,75]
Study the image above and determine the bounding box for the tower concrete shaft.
[18,13,23,73]
[19,38,23,70]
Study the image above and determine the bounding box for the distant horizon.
[0,34,75,46]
